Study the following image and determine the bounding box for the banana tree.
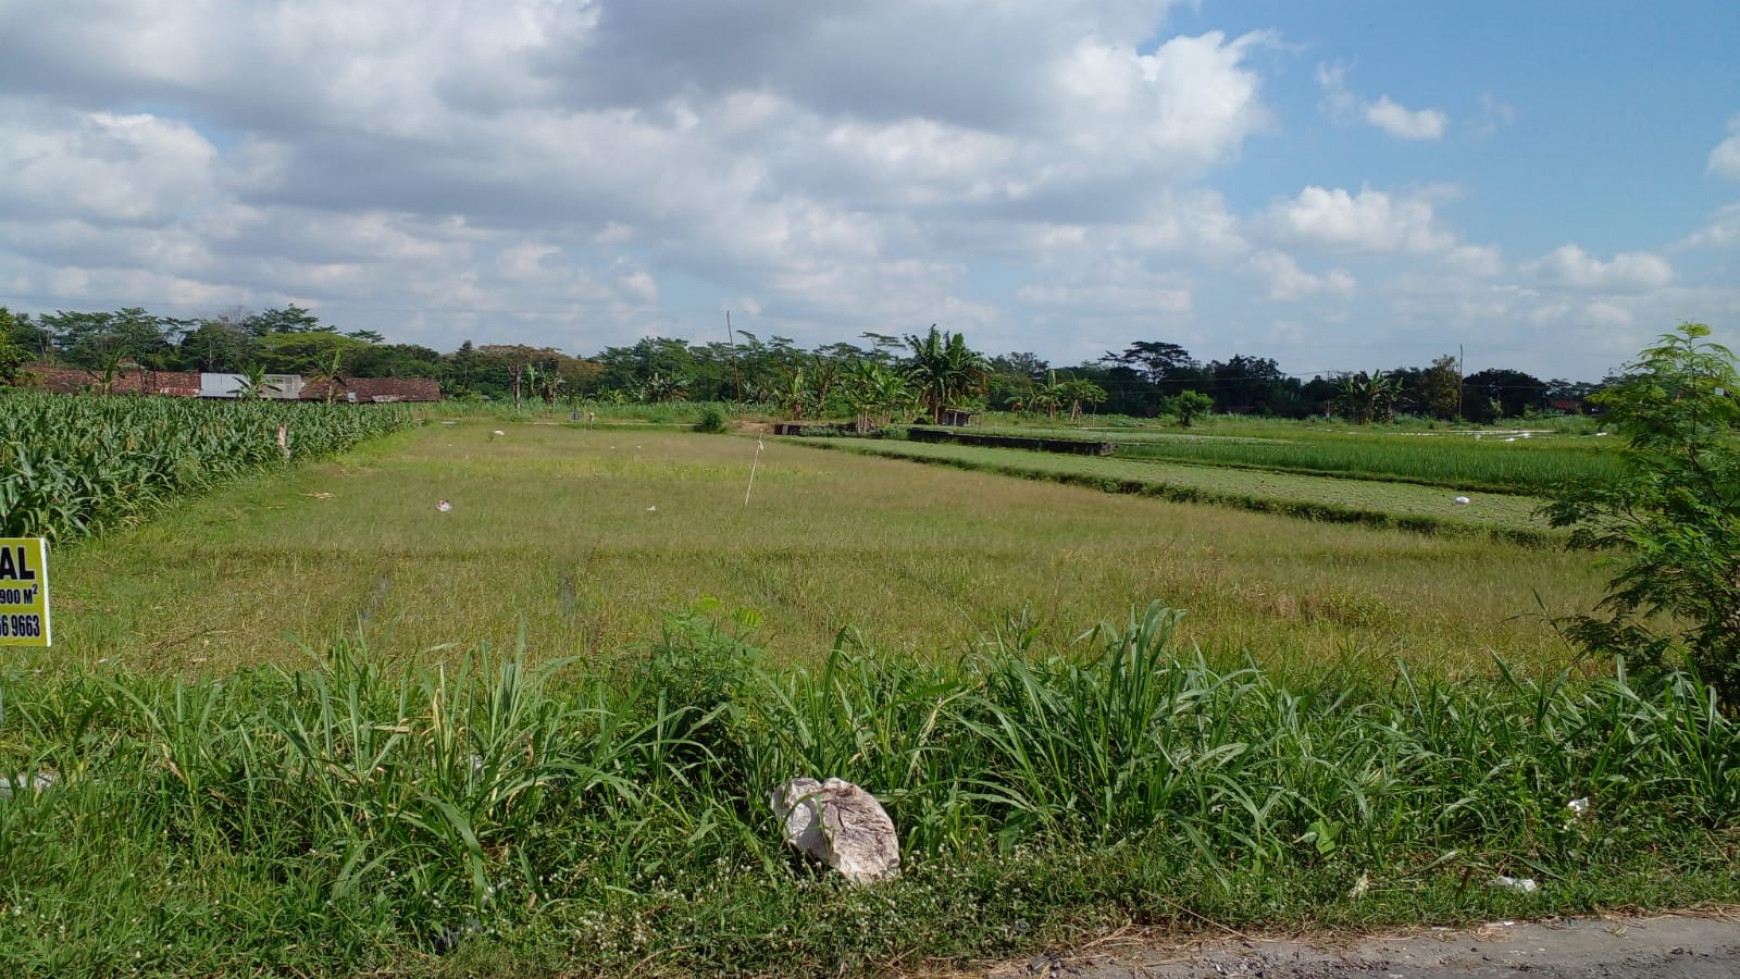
[1335,370,1400,424]
[903,325,986,423]
[309,349,346,404]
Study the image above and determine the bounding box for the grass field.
[934,421,1623,495]
[802,436,1557,541]
[7,414,1740,978]
[43,420,1602,678]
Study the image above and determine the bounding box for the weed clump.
[693,405,729,433]
[3,604,1739,975]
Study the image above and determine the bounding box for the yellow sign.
[0,538,50,647]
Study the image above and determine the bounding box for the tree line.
[1,304,1604,423]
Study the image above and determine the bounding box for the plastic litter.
[1488,876,1538,894]
[436,500,453,512]
[645,506,657,512]
[1453,496,1471,505]
[0,772,57,799]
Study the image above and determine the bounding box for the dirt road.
[1001,914,1740,979]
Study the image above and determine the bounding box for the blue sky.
[0,0,1736,381]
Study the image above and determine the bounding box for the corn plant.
[0,392,416,542]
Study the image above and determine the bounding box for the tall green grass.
[2,605,1737,976]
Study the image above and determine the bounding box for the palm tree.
[903,325,986,423]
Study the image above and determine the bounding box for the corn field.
[0,392,416,542]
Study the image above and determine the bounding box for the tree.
[843,359,911,433]
[309,348,347,404]
[1208,354,1290,413]
[1462,368,1546,421]
[1334,370,1400,424]
[1058,377,1107,421]
[1102,341,1197,386]
[245,304,329,336]
[180,317,257,372]
[1162,390,1214,428]
[1546,324,1740,705]
[0,308,31,385]
[234,362,280,400]
[903,326,986,423]
[476,344,569,408]
[1418,355,1462,421]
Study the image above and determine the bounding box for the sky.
[1,0,1737,382]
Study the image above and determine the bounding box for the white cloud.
[1522,244,1674,291]
[1708,114,1740,182]
[0,108,219,224]
[1678,203,1740,249]
[1364,96,1448,141]
[1584,301,1634,328]
[0,1,1728,384]
[1016,257,1193,315]
[1244,250,1355,301]
[1445,245,1505,277]
[1469,92,1517,139]
[1265,185,1457,254]
[1315,63,1448,141]
[1050,31,1275,175]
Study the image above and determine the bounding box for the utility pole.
[1457,343,1465,421]
[726,310,741,403]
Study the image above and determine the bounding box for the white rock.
[771,777,900,884]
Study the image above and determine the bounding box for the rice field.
[8,411,1734,979]
[803,436,1556,540]
[945,422,1623,495]
[39,421,1602,678]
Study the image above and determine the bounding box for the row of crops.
[0,392,417,542]
[967,423,1621,494]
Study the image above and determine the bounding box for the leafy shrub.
[693,405,729,433]
[1547,324,1740,705]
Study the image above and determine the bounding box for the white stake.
[744,437,765,506]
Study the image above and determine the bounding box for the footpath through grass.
[1,608,1737,977]
[46,421,1601,678]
